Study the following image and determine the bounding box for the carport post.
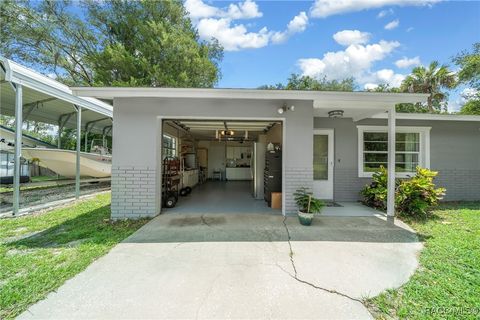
[84,128,89,152]
[387,106,396,219]
[75,105,82,199]
[13,83,23,215]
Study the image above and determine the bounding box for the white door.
[313,129,334,200]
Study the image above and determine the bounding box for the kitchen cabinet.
[226,147,251,159]
[226,167,251,180]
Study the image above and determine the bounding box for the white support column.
[13,84,23,215]
[75,106,82,199]
[387,106,396,218]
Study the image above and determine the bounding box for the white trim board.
[371,112,480,122]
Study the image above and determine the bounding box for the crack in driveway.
[281,216,366,305]
[200,215,212,227]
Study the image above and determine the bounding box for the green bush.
[396,167,446,217]
[361,166,446,217]
[294,187,324,214]
[361,166,389,211]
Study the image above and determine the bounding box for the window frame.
[357,125,431,178]
[162,133,177,159]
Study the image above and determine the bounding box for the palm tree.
[401,61,457,112]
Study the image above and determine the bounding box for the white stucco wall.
[111,97,314,219]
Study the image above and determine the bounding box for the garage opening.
[161,119,283,214]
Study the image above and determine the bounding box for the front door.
[313,129,334,200]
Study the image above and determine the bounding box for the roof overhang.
[372,112,480,122]
[70,86,428,104]
[71,87,429,122]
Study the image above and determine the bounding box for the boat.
[21,144,112,178]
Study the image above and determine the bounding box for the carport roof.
[0,57,113,135]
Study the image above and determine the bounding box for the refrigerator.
[251,142,266,199]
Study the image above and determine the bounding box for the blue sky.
[185,0,480,110]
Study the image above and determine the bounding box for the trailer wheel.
[164,196,177,208]
[185,187,192,194]
[179,188,188,197]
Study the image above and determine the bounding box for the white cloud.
[395,56,421,68]
[333,30,371,46]
[196,18,270,51]
[190,0,308,51]
[271,11,308,44]
[377,8,394,18]
[298,40,401,84]
[310,0,439,18]
[406,27,414,32]
[226,0,263,19]
[184,0,262,20]
[371,68,405,87]
[384,19,399,30]
[184,0,220,20]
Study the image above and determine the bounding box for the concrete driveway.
[19,213,422,320]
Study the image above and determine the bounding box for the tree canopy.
[453,42,480,90]
[0,0,223,87]
[400,61,456,113]
[259,74,356,91]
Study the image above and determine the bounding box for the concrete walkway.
[19,213,422,320]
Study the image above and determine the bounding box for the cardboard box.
[271,192,282,209]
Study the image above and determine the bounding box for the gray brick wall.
[285,167,313,214]
[333,168,480,202]
[434,169,480,201]
[333,168,370,201]
[111,166,157,219]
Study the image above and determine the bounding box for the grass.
[0,193,149,319]
[366,202,480,319]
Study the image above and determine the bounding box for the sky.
[185,0,480,111]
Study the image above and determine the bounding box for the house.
[71,87,480,219]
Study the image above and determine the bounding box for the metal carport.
[0,57,113,215]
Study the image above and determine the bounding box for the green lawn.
[367,202,480,319]
[0,193,149,319]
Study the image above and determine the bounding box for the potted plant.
[293,187,324,226]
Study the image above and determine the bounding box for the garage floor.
[166,180,281,215]
[19,213,422,319]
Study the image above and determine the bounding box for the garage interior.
[161,119,283,214]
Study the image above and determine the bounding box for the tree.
[366,84,428,113]
[400,61,456,113]
[259,74,356,91]
[0,0,222,87]
[453,42,480,89]
[459,98,480,115]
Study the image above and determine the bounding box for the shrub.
[361,166,446,217]
[361,166,389,210]
[294,187,324,214]
[396,167,446,217]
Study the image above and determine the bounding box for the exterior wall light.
[328,110,344,118]
[277,104,295,114]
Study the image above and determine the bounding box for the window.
[313,134,329,180]
[163,134,177,159]
[357,126,430,177]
